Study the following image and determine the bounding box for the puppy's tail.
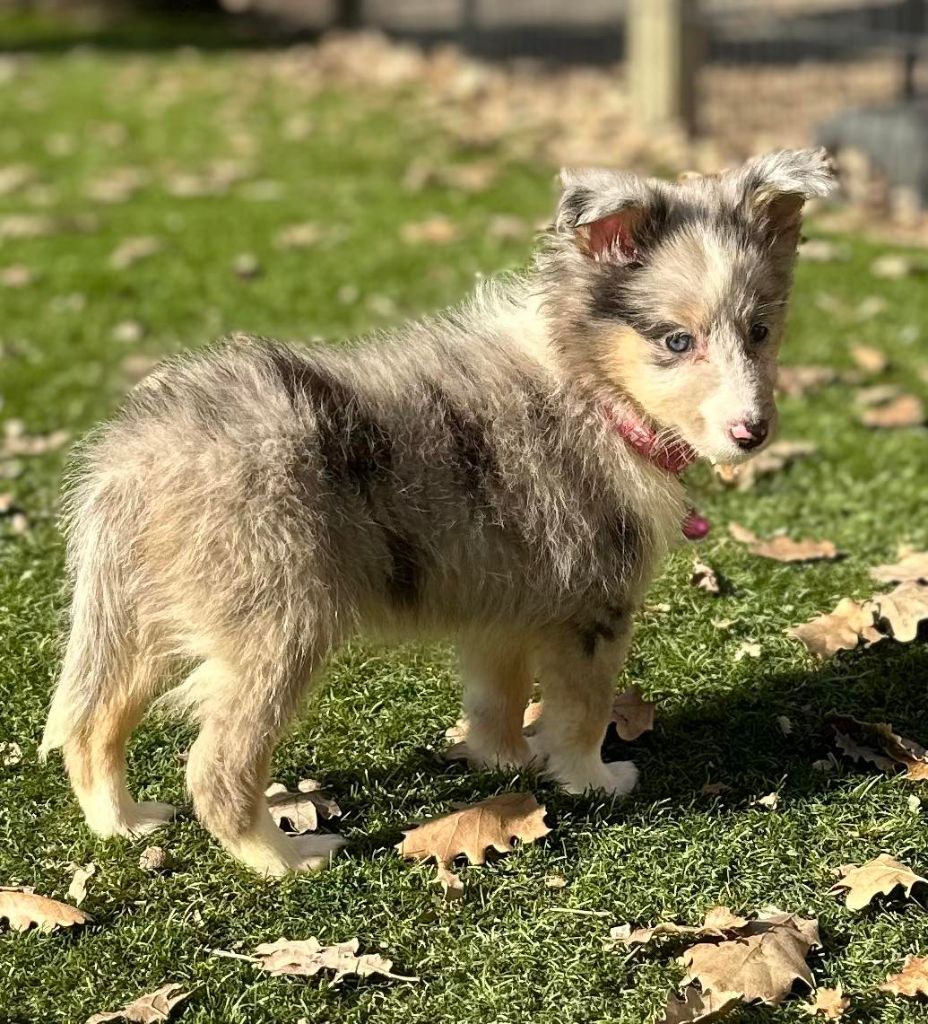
[40,463,140,759]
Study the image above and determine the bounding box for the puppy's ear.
[556,168,665,265]
[737,148,837,252]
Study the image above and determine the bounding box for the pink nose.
[729,418,768,450]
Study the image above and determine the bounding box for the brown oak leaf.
[395,792,549,867]
[611,685,656,741]
[680,909,819,1006]
[789,598,884,658]
[660,987,740,1024]
[870,582,928,642]
[826,715,928,780]
[611,906,750,947]
[691,557,721,594]
[433,864,464,901]
[0,887,90,932]
[880,956,928,998]
[86,984,189,1024]
[729,525,839,563]
[850,344,889,374]
[829,854,927,911]
[860,394,924,429]
[871,551,928,585]
[776,365,838,398]
[254,937,417,983]
[266,780,341,834]
[715,440,816,490]
[802,985,850,1018]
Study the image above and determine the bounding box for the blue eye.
[665,332,694,354]
[750,323,769,343]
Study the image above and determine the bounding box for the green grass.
[2,38,928,1024]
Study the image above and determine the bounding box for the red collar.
[606,410,710,541]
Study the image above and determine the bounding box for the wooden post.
[627,0,702,136]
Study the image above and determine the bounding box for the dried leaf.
[612,906,750,947]
[802,986,850,1019]
[871,582,928,641]
[789,597,884,658]
[0,741,22,766]
[753,792,780,811]
[729,525,839,563]
[433,864,464,901]
[266,780,341,834]
[110,237,163,270]
[829,854,927,911]
[680,909,819,1006]
[881,956,928,998]
[112,320,146,344]
[776,365,838,398]
[850,344,889,374]
[716,440,817,490]
[861,394,924,429]
[871,551,928,585]
[254,937,417,983]
[691,557,721,594]
[85,983,189,1023]
[401,216,459,245]
[0,887,90,932]
[3,422,70,457]
[0,264,37,288]
[67,863,96,906]
[870,254,925,280]
[855,384,901,407]
[138,847,171,873]
[660,988,741,1024]
[734,641,761,661]
[827,715,928,780]
[396,792,549,867]
[275,221,325,250]
[611,685,655,741]
[799,240,849,263]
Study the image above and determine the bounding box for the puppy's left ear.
[738,148,837,253]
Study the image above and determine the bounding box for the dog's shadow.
[313,638,928,854]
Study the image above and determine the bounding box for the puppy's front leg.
[532,619,638,797]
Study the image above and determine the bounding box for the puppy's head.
[544,149,836,463]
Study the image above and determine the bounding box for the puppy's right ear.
[556,168,664,266]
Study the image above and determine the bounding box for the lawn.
[2,31,928,1024]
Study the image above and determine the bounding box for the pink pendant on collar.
[608,412,709,541]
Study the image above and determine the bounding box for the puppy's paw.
[235,831,346,877]
[553,757,639,798]
[92,800,177,839]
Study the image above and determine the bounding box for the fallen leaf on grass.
[401,215,459,245]
[0,213,56,239]
[802,986,850,1018]
[752,792,780,811]
[0,887,90,932]
[254,937,417,983]
[86,983,189,1024]
[138,847,171,873]
[776,365,838,398]
[3,421,70,457]
[850,344,889,374]
[881,956,928,998]
[789,581,928,657]
[611,906,750,947]
[728,524,839,563]
[660,987,740,1023]
[855,384,901,407]
[679,909,819,1007]
[0,741,22,766]
[829,854,927,911]
[433,864,464,901]
[67,863,96,906]
[275,221,325,250]
[266,780,341,834]
[871,551,928,585]
[715,440,816,490]
[860,394,924,429]
[870,254,925,280]
[0,264,37,288]
[112,320,146,344]
[396,792,549,867]
[110,237,163,270]
[826,715,928,780]
[734,641,761,661]
[610,685,656,741]
[691,557,721,594]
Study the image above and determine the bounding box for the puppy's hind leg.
[184,644,343,877]
[456,635,535,770]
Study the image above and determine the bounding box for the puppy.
[41,149,835,875]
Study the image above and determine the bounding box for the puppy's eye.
[749,323,769,344]
[665,332,694,354]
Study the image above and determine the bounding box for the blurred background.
[2,0,927,237]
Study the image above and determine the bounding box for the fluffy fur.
[41,149,835,875]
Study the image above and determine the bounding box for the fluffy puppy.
[41,149,835,875]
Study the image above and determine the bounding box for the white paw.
[555,759,639,798]
[445,738,538,772]
[236,831,347,877]
[122,801,177,837]
[289,833,347,873]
